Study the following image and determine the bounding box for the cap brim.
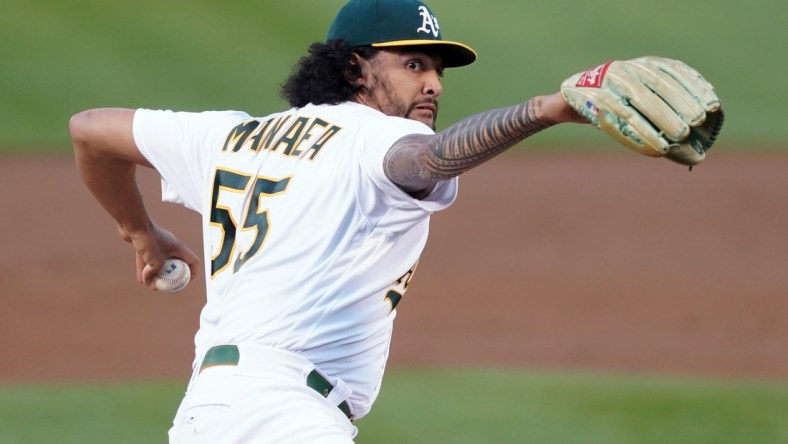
[372,39,477,68]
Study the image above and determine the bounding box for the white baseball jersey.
[133,102,457,419]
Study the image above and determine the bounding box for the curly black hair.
[280,40,379,108]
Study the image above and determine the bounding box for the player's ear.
[346,52,369,88]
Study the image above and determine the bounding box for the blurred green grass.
[3,369,787,444]
[1,0,786,150]
[360,369,788,444]
[0,380,180,444]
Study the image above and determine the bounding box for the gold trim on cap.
[372,39,477,58]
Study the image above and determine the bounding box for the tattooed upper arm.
[383,133,440,198]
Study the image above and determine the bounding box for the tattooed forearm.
[427,98,555,175]
[385,97,560,194]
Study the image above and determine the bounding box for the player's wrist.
[116,218,155,243]
[532,93,585,125]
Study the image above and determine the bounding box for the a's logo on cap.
[416,5,440,38]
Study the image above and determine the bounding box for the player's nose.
[423,70,443,97]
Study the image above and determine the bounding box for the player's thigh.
[240,384,357,444]
[169,367,355,444]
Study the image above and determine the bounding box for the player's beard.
[365,73,439,130]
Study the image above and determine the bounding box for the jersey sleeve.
[356,116,458,226]
[133,108,248,213]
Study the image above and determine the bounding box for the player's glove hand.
[560,56,724,167]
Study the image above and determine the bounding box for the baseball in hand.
[151,258,191,293]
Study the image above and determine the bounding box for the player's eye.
[407,60,424,71]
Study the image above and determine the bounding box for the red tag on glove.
[575,61,613,88]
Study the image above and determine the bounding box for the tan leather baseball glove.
[560,56,724,168]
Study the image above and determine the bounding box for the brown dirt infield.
[2,151,787,382]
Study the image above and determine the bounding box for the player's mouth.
[409,101,439,125]
[413,102,437,115]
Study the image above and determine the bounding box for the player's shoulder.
[303,102,432,134]
[136,108,253,131]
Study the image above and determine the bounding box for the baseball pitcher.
[69,0,722,442]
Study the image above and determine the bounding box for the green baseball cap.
[326,0,477,68]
